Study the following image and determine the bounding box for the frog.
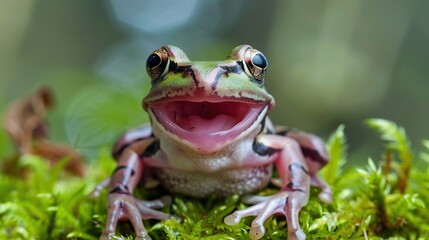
[94,45,332,240]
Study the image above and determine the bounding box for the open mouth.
[149,100,267,153]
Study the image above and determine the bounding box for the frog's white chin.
[148,101,268,154]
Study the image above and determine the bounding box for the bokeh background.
[1,1,428,164]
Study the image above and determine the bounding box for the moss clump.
[0,119,428,239]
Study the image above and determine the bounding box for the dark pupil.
[146,54,161,69]
[252,53,267,68]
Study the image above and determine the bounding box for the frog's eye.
[243,48,268,82]
[146,47,170,81]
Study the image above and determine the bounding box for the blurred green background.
[1,1,428,164]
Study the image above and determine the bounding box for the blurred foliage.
[1,120,429,239]
[64,83,150,160]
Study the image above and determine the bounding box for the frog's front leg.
[285,130,332,203]
[101,140,171,240]
[225,135,310,240]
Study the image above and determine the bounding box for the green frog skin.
[94,45,332,240]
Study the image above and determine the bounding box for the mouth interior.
[156,101,252,134]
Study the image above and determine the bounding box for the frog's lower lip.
[149,100,268,153]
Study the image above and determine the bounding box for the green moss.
[1,119,428,239]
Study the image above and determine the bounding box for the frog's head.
[143,45,275,154]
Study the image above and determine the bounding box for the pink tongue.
[181,114,237,133]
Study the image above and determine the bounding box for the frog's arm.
[112,124,154,160]
[267,122,332,203]
[100,126,171,240]
[91,125,153,197]
[226,135,310,240]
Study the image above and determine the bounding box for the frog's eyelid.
[227,44,252,61]
[162,45,191,63]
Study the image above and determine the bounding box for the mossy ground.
[1,119,428,240]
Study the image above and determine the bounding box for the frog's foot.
[224,191,308,240]
[271,177,333,204]
[100,193,173,240]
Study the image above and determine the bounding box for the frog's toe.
[270,178,282,188]
[241,194,272,204]
[224,211,242,225]
[288,228,306,240]
[136,203,172,220]
[224,201,267,225]
[318,191,332,204]
[99,232,113,240]
[134,195,173,220]
[135,231,152,240]
[249,222,265,240]
[136,195,171,209]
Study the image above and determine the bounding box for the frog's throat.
[148,101,268,154]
